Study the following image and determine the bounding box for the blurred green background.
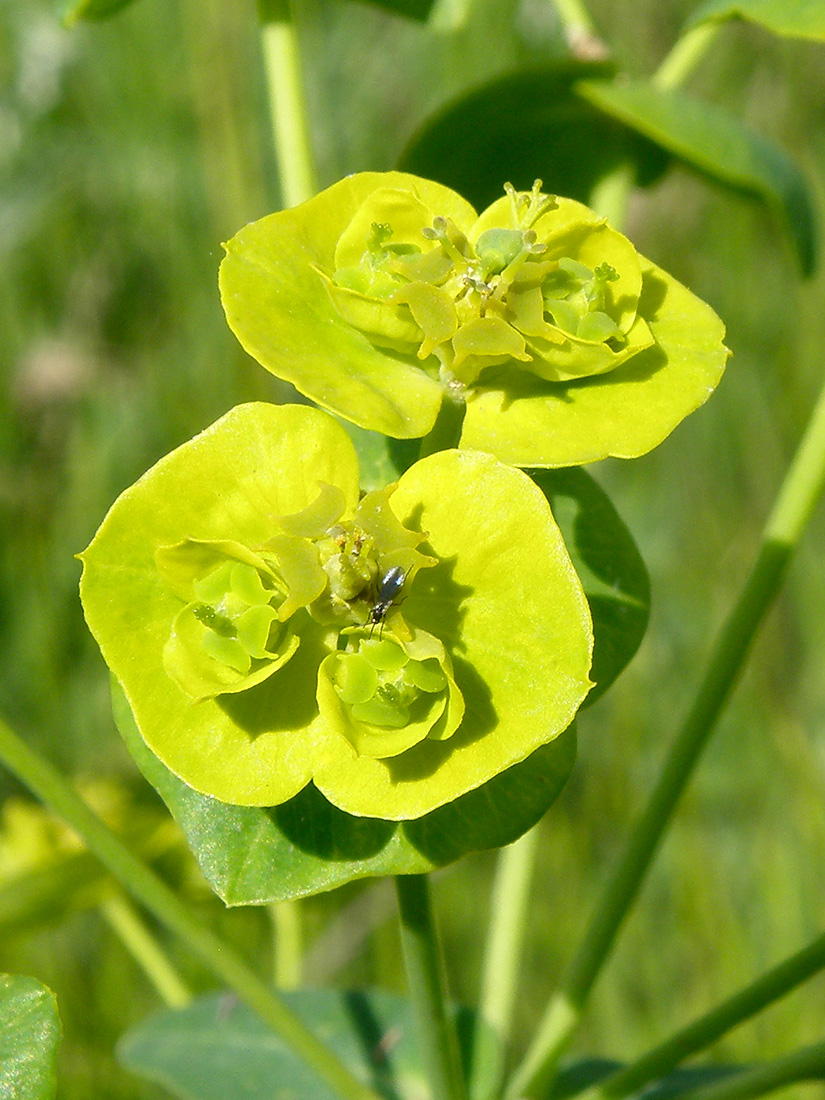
[2,0,825,1096]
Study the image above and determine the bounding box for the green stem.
[652,23,722,90]
[418,386,467,459]
[554,0,598,36]
[0,717,384,1100]
[589,926,825,1100]
[588,161,636,228]
[98,890,192,1008]
[469,827,541,1100]
[271,899,303,990]
[675,1041,825,1100]
[258,0,318,207]
[554,0,609,59]
[504,376,825,1100]
[395,875,467,1100]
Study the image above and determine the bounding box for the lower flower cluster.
[79,402,593,820]
[157,478,463,762]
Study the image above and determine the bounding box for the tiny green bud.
[475,227,525,275]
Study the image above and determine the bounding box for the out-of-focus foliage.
[60,0,140,26]
[3,0,825,1097]
[687,0,825,41]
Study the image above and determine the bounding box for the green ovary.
[333,640,447,729]
[319,631,462,760]
[190,560,285,674]
[157,543,305,702]
[304,484,436,632]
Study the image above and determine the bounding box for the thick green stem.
[258,0,317,207]
[0,717,384,1100]
[589,927,825,1100]
[395,875,467,1100]
[676,1041,825,1100]
[271,899,303,990]
[98,890,191,1008]
[469,827,541,1100]
[504,378,825,1100]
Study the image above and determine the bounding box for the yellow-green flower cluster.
[79,403,593,819]
[220,171,728,467]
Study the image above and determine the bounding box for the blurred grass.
[2,0,825,1097]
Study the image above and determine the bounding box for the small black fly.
[367,565,407,636]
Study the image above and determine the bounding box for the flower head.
[220,172,728,467]
[79,403,593,819]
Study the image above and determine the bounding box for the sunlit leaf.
[83,403,592,818]
[0,975,60,1100]
[575,78,817,274]
[222,175,728,466]
[687,0,825,41]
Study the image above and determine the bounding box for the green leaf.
[532,468,649,706]
[687,0,825,41]
[575,78,817,275]
[398,62,669,211]
[113,678,576,903]
[60,0,139,24]
[120,989,487,1100]
[0,975,61,1100]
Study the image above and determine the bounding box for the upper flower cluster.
[219,172,728,467]
[326,180,650,386]
[79,403,593,820]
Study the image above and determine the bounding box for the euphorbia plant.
[69,170,727,1097]
[4,4,825,1100]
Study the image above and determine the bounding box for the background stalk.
[469,827,541,1100]
[98,890,192,1009]
[271,899,303,990]
[586,926,825,1100]
[674,1041,825,1100]
[505,375,825,1100]
[258,0,318,207]
[396,874,468,1100]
